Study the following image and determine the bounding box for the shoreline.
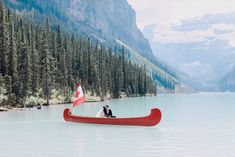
[0,99,99,112]
[0,97,107,112]
[0,94,157,112]
[0,107,24,112]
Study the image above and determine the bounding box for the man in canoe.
[96,105,116,118]
[105,105,116,118]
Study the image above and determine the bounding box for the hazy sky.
[128,0,235,28]
[127,0,235,48]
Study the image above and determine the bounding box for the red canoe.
[63,108,162,126]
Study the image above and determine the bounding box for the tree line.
[0,2,157,107]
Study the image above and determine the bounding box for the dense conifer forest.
[0,1,157,107]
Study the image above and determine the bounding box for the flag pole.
[69,81,78,114]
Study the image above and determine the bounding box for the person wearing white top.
[96,106,106,117]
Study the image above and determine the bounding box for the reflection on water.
[0,94,235,157]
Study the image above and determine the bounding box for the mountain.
[0,1,160,107]
[217,66,235,92]
[143,13,235,91]
[2,0,180,91]
[3,0,153,58]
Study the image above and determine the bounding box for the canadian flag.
[73,82,85,107]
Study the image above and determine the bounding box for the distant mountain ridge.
[143,12,235,91]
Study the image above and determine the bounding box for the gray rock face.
[3,0,152,58]
[68,0,152,57]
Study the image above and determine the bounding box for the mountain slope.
[3,0,180,91]
[3,0,152,58]
[117,39,180,92]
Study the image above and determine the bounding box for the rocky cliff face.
[69,0,153,57]
[3,0,152,58]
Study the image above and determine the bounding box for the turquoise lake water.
[0,93,235,157]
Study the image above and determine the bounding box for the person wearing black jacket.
[104,105,116,118]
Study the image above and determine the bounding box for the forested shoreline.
[0,1,157,108]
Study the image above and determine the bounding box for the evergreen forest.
[0,2,157,107]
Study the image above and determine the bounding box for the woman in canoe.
[96,106,106,117]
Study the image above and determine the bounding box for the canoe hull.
[63,108,161,126]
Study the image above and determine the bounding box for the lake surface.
[0,93,235,157]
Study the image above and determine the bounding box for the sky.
[127,0,235,48]
[127,0,235,86]
[128,0,235,29]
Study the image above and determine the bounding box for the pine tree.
[107,48,113,95]
[41,17,51,105]
[0,4,10,76]
[56,24,64,90]
[0,0,3,75]
[49,32,57,90]
[7,9,18,96]
[122,46,127,93]
[31,27,39,96]
[143,65,147,95]
[112,46,123,98]
[18,27,31,99]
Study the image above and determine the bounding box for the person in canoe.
[96,106,107,118]
[96,105,116,118]
[105,105,116,118]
